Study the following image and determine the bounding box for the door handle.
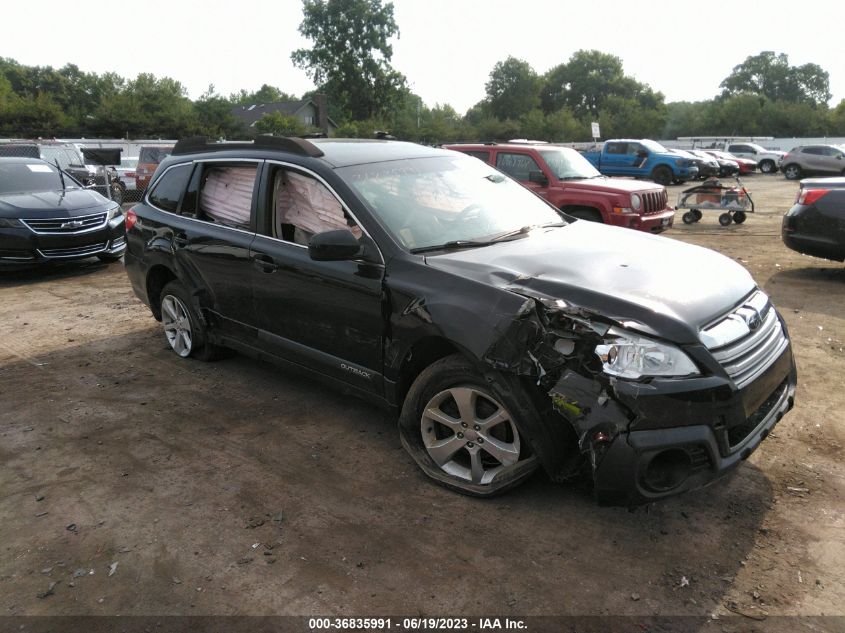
[251,253,279,273]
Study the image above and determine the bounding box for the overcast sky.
[2,0,842,113]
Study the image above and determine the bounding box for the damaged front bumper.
[553,345,797,506]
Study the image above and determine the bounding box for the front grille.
[726,379,788,448]
[642,190,668,214]
[37,242,108,259]
[22,212,107,234]
[703,292,789,389]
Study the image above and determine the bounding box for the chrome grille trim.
[37,242,108,259]
[21,212,108,235]
[704,291,789,389]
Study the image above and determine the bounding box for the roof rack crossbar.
[172,136,324,158]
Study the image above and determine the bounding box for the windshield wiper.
[410,240,494,254]
[411,223,567,254]
[54,160,67,190]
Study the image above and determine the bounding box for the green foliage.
[720,51,831,105]
[230,84,297,105]
[485,57,541,120]
[254,112,307,136]
[291,0,407,121]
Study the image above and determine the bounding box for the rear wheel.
[759,159,776,174]
[733,211,747,224]
[651,166,673,186]
[682,211,696,225]
[783,164,802,180]
[398,355,539,496]
[159,280,223,361]
[719,213,733,226]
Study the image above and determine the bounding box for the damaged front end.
[481,293,797,506]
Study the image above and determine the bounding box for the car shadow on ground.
[0,327,776,621]
[765,265,845,318]
[0,258,120,289]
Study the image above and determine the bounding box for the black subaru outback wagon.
[124,137,797,505]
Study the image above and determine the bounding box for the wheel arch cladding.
[146,265,177,320]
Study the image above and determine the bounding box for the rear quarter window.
[139,147,173,164]
[148,164,193,213]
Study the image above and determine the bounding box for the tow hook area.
[548,369,633,478]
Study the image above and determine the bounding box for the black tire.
[682,211,696,225]
[159,280,223,361]
[692,209,702,221]
[398,354,539,497]
[759,159,776,174]
[96,253,123,263]
[565,208,603,223]
[733,211,747,224]
[719,213,732,226]
[651,166,673,186]
[783,164,802,180]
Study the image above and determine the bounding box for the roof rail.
[172,136,324,158]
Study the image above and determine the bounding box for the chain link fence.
[0,138,176,204]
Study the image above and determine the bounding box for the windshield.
[338,154,565,251]
[538,148,601,179]
[0,161,78,194]
[642,139,668,153]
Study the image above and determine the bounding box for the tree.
[254,111,307,136]
[720,51,831,105]
[230,84,297,105]
[194,85,244,139]
[484,57,541,120]
[291,0,407,120]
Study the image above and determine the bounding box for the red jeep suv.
[445,143,675,233]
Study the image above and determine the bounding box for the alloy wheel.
[420,386,521,485]
[161,294,193,357]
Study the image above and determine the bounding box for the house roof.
[230,99,338,129]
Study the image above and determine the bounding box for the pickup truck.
[694,141,786,174]
[445,142,675,233]
[581,139,698,186]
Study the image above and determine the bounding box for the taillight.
[797,189,830,205]
[125,209,137,231]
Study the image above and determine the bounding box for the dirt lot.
[1,175,843,626]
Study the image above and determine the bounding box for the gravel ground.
[0,174,843,625]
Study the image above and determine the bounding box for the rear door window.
[495,152,542,181]
[195,163,258,230]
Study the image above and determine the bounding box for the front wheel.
[651,166,673,186]
[682,211,696,225]
[759,159,776,174]
[159,281,223,361]
[783,164,802,180]
[398,355,539,496]
[719,213,733,226]
[733,211,747,224]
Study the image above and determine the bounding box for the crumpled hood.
[425,221,756,344]
[0,189,109,217]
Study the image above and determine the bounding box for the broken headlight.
[595,328,699,379]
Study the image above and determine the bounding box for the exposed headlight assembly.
[595,327,699,379]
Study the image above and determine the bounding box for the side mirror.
[528,171,548,185]
[308,229,362,261]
